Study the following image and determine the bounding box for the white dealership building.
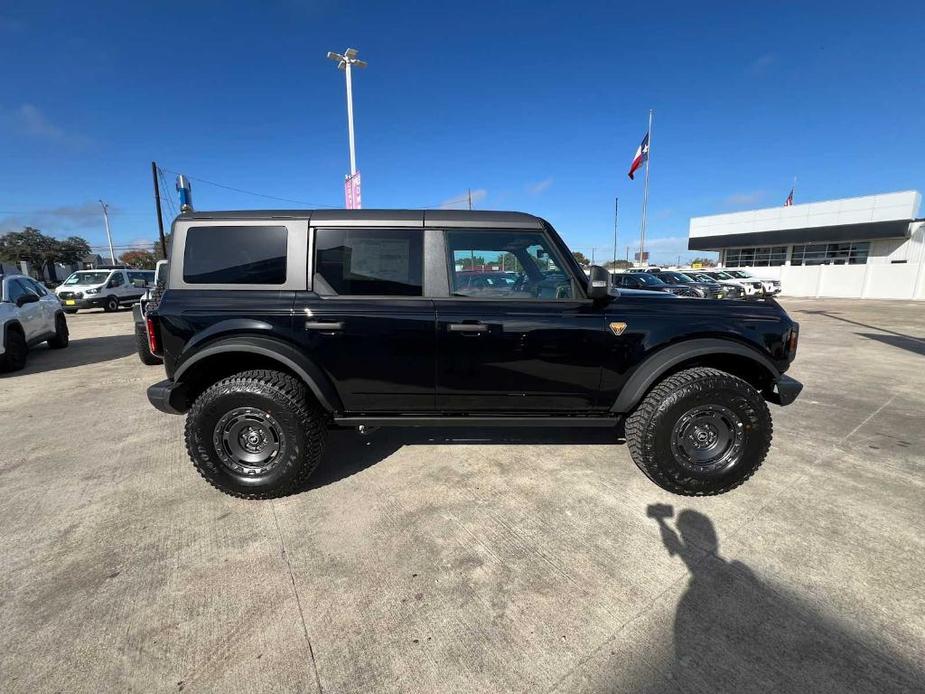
[688,190,925,300]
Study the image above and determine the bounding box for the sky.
[1,0,923,264]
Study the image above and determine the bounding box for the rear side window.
[183,226,287,284]
[314,229,423,296]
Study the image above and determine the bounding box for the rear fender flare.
[610,338,780,413]
[174,335,343,413]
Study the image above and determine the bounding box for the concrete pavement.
[1,299,923,693]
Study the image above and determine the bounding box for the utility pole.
[626,245,630,262]
[151,162,168,259]
[468,188,472,210]
[591,248,595,265]
[326,48,367,178]
[99,200,115,264]
[613,197,619,268]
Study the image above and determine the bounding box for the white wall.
[736,262,925,300]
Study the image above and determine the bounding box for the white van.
[55,268,153,313]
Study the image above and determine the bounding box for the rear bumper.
[764,374,803,406]
[147,379,188,415]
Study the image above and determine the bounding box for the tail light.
[146,317,161,356]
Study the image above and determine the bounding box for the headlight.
[85,288,100,295]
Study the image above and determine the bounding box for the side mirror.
[16,293,39,308]
[587,265,611,300]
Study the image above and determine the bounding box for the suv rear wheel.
[625,367,772,495]
[184,369,327,499]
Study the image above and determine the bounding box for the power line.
[159,168,339,208]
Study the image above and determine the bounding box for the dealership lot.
[1,299,923,693]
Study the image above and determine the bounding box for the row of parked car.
[612,268,781,299]
[0,265,160,372]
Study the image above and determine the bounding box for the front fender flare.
[173,335,343,413]
[610,338,780,413]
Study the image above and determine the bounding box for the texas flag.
[628,132,649,180]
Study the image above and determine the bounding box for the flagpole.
[792,176,797,203]
[612,197,619,268]
[639,108,653,264]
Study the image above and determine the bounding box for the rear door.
[292,226,436,412]
[434,228,606,412]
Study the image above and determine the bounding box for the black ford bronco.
[145,210,801,499]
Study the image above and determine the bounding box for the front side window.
[184,226,288,284]
[446,230,574,299]
[6,279,30,303]
[24,278,48,296]
[109,272,125,287]
[314,228,423,296]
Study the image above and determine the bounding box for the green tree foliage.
[604,259,633,270]
[0,227,91,267]
[120,249,159,269]
[572,251,590,267]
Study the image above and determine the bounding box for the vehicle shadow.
[307,425,624,490]
[2,334,137,377]
[856,332,925,357]
[640,506,924,693]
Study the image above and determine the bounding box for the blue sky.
[1,1,923,263]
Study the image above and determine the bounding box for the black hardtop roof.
[177,209,545,230]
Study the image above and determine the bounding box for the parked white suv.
[1,273,69,371]
[55,268,152,313]
[699,270,763,296]
[724,270,782,296]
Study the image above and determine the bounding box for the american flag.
[785,188,794,206]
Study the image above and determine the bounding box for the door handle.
[448,323,488,333]
[304,321,344,331]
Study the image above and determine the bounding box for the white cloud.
[748,53,777,74]
[723,190,766,208]
[2,103,91,149]
[526,177,553,195]
[439,188,487,209]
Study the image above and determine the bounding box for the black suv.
[145,210,801,499]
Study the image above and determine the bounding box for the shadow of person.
[647,506,923,694]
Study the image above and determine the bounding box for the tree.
[0,227,91,274]
[690,256,717,268]
[120,249,158,269]
[458,255,487,270]
[572,251,590,267]
[604,259,633,270]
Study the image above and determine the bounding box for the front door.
[293,227,436,412]
[435,229,606,412]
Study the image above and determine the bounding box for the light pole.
[99,200,115,264]
[326,48,367,177]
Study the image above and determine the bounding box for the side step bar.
[332,415,620,428]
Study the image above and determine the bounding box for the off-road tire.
[0,327,28,372]
[184,369,327,499]
[625,367,772,496]
[103,295,119,312]
[47,314,70,349]
[134,323,162,365]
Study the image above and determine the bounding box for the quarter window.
[445,230,574,299]
[314,228,423,296]
[184,226,288,284]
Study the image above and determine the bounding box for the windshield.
[659,271,693,284]
[710,271,734,280]
[635,273,666,286]
[64,271,110,286]
[727,270,751,279]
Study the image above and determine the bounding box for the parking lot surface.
[1,299,923,693]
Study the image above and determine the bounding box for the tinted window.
[445,230,573,299]
[184,226,288,284]
[315,229,423,296]
[6,279,30,303]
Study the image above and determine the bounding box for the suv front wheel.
[625,367,772,495]
[185,369,327,499]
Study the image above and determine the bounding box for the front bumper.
[764,374,803,406]
[58,296,106,310]
[147,379,188,415]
